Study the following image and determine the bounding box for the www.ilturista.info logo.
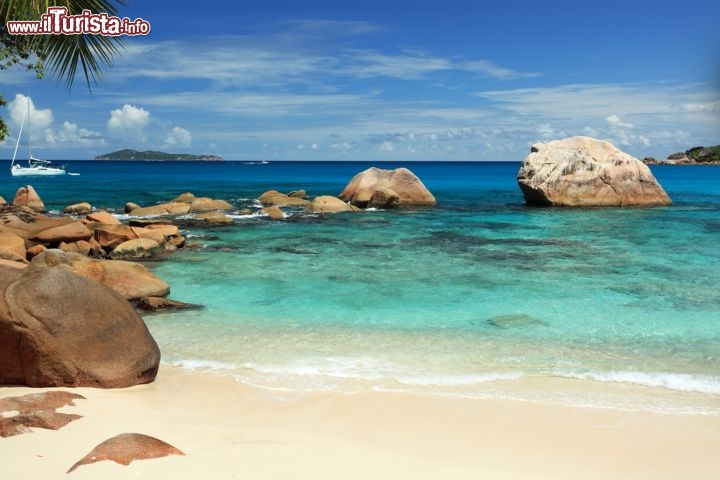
[6,7,150,36]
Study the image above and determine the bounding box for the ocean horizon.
[2,160,719,415]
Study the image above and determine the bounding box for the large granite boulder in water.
[0,254,160,388]
[517,136,671,206]
[339,167,436,208]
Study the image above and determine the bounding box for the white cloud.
[310,143,319,150]
[378,141,394,152]
[107,104,150,141]
[165,126,192,147]
[606,114,633,128]
[331,142,353,151]
[8,94,53,135]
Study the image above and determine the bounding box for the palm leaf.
[1,0,127,91]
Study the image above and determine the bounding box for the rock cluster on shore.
[0,253,161,388]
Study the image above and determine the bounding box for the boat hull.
[11,166,66,176]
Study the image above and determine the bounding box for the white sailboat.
[10,103,66,176]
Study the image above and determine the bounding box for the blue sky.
[2,0,719,161]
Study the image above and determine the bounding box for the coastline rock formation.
[0,259,160,388]
[517,136,672,207]
[339,167,437,208]
[664,146,720,165]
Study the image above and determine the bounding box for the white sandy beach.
[2,365,719,480]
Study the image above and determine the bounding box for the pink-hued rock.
[29,221,93,244]
[517,136,672,207]
[0,258,160,388]
[86,210,121,225]
[12,185,45,212]
[339,167,436,208]
[67,433,184,473]
[91,223,138,249]
[0,391,85,438]
[32,250,170,300]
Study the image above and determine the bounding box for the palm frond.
[1,0,128,91]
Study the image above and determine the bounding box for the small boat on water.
[10,103,66,176]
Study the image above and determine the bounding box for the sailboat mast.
[11,108,27,167]
[27,102,32,160]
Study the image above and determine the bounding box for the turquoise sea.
[2,161,719,414]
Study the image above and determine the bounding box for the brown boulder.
[304,195,359,213]
[0,261,160,388]
[189,197,233,212]
[258,190,282,203]
[172,192,196,203]
[26,244,46,258]
[12,185,45,212]
[263,194,310,207]
[29,221,93,245]
[37,251,170,299]
[261,205,285,220]
[0,230,27,262]
[86,210,121,225]
[125,202,141,213]
[0,196,6,205]
[368,188,400,209]
[143,223,181,238]
[59,240,94,256]
[109,238,164,260]
[339,167,436,208]
[91,223,138,249]
[131,226,167,244]
[517,136,672,206]
[288,189,307,199]
[129,202,191,217]
[193,211,234,224]
[63,202,92,215]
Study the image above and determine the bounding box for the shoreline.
[3,365,719,479]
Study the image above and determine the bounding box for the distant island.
[644,145,720,165]
[94,149,223,161]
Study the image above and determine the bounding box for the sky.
[1,0,719,161]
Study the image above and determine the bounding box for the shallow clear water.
[3,161,719,413]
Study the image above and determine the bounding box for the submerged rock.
[486,314,547,329]
[517,136,672,207]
